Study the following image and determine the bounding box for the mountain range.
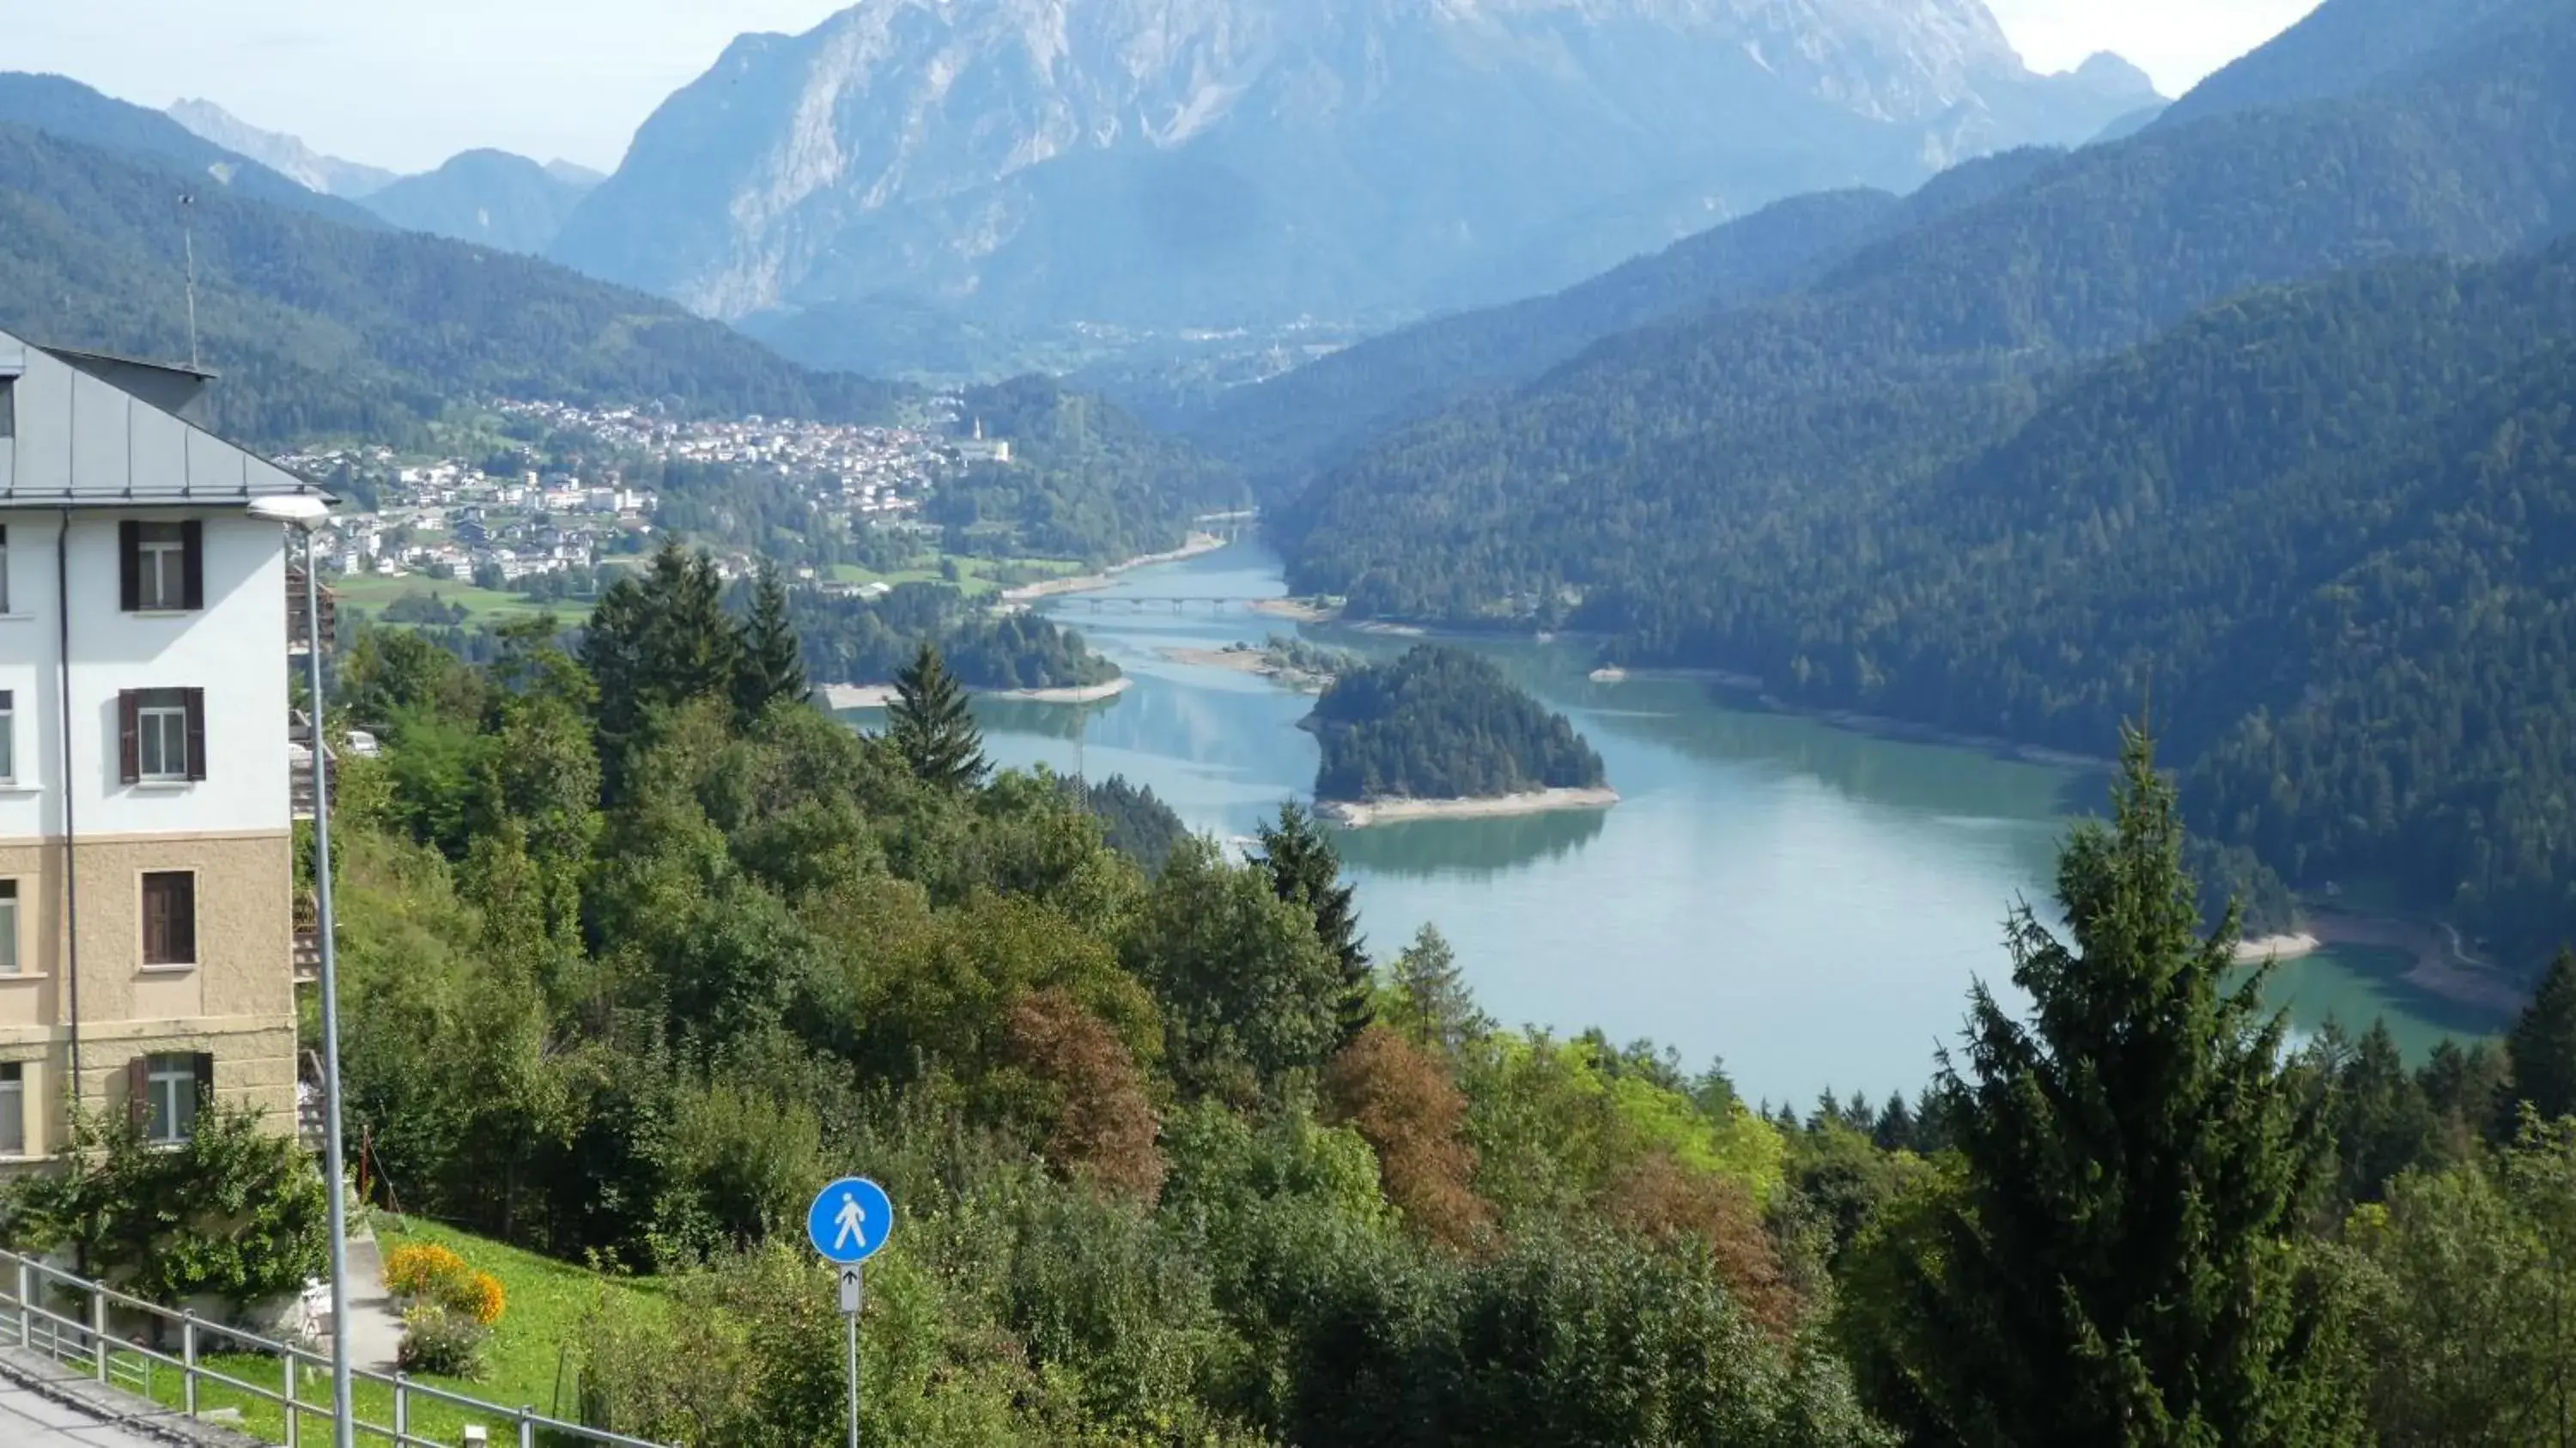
[547,0,2156,368]
[166,98,603,256]
[0,76,901,447]
[167,97,400,198]
[361,149,601,256]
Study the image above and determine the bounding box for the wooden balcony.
[296,1050,326,1151]
[288,749,337,821]
[286,568,337,654]
[292,891,320,985]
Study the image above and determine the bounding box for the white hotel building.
[0,326,330,1168]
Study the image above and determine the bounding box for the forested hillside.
[2158,0,2529,125]
[0,118,904,447]
[1188,149,2072,494]
[1273,0,2576,967]
[928,376,1248,565]
[1607,241,2576,959]
[1189,188,1899,492]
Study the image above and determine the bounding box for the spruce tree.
[1894,727,2354,1445]
[733,563,809,724]
[1386,923,1491,1056]
[2502,948,2576,1130]
[1255,801,1372,1045]
[887,642,987,790]
[1873,1092,1915,1153]
[581,539,742,800]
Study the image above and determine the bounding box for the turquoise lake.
[875,543,2496,1108]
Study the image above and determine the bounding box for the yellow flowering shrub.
[383,1244,468,1299]
[461,1270,507,1326]
[383,1242,504,1325]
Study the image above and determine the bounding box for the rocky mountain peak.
[550,0,2154,350]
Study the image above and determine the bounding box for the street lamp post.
[252,495,352,1448]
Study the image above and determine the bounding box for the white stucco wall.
[0,512,291,842]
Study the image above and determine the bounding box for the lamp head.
[246,494,331,529]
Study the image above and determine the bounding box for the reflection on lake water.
[855,543,2500,1105]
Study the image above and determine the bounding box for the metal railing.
[0,1248,664,1448]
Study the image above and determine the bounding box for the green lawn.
[828,552,1089,599]
[331,573,539,624]
[117,1216,658,1445]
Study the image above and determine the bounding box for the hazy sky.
[5,0,2324,176]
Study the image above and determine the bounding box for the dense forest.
[789,580,1119,692]
[927,375,1249,565]
[1307,646,1607,803]
[221,546,2576,1445]
[1075,775,1194,876]
[1272,0,2576,968]
[0,106,906,448]
[1181,148,2070,496]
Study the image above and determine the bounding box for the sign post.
[806,1177,894,1448]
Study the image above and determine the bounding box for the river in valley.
[872,543,2502,1108]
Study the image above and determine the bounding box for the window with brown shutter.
[122,689,197,782]
[125,1056,149,1130]
[118,691,139,784]
[180,520,204,610]
[183,687,206,782]
[142,871,196,966]
[136,1054,200,1142]
[122,521,199,611]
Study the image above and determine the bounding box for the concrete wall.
[0,512,293,842]
[0,833,295,1160]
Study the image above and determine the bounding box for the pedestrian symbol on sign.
[806,1177,893,1267]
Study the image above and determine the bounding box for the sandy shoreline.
[2314,910,2524,1015]
[1160,645,1338,691]
[1315,787,1621,828]
[822,676,1134,710]
[1251,597,1340,623]
[2234,913,2524,1015]
[1002,533,1229,601]
[2233,932,2325,964]
[992,678,1133,704]
[1163,646,1272,674]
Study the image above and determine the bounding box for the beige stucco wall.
[0,832,297,1161]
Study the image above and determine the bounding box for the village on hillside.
[273,395,1008,588]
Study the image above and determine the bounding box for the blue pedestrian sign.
[807,1177,894,1266]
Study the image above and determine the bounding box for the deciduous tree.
[1326,1024,1490,1249]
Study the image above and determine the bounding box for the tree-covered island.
[1305,645,1614,824]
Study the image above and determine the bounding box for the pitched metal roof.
[0,325,331,510]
